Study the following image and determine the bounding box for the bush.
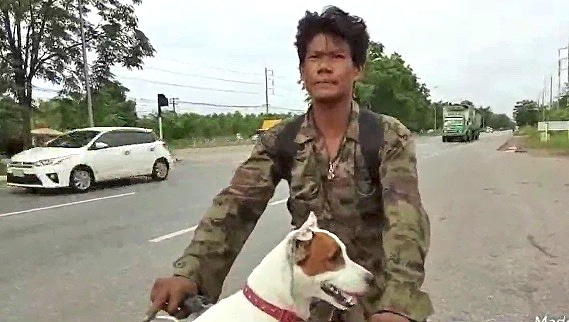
[0,162,6,176]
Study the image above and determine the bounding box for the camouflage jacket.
[173,101,433,321]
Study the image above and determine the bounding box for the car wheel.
[70,167,93,193]
[152,159,169,181]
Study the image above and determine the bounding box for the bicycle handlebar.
[142,295,213,322]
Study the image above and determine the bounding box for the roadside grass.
[166,136,255,150]
[515,126,569,155]
[416,130,442,137]
[167,129,441,152]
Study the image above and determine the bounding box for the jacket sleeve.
[374,116,434,322]
[172,137,280,302]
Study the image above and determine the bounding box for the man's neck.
[311,96,352,138]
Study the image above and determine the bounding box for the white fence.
[537,121,569,141]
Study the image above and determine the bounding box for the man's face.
[300,33,362,105]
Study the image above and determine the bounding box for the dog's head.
[287,212,374,310]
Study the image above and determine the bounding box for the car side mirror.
[92,142,109,150]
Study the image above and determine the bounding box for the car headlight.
[34,156,73,167]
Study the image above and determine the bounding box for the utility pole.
[433,107,437,130]
[431,85,439,130]
[542,87,546,121]
[549,75,553,110]
[264,67,274,114]
[558,48,561,108]
[558,45,568,108]
[169,97,179,113]
[78,0,94,127]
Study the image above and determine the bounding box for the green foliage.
[0,0,154,146]
[521,126,569,153]
[513,100,540,126]
[0,96,23,154]
[136,111,294,142]
[1,30,519,153]
[512,83,569,127]
[34,81,138,130]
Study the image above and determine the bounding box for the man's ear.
[354,65,364,82]
[298,65,307,90]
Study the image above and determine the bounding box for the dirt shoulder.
[497,133,569,158]
[172,144,254,163]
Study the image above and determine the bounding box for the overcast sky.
[34,0,569,118]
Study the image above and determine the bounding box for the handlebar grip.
[142,295,213,322]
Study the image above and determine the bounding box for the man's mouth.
[320,282,363,309]
[315,81,336,86]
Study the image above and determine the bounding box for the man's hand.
[147,276,198,319]
[369,312,411,322]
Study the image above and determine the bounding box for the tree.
[354,41,432,131]
[513,100,540,126]
[34,80,138,130]
[0,0,155,147]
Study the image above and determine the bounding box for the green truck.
[442,103,483,142]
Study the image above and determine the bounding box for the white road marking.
[149,196,289,243]
[149,226,198,243]
[269,198,287,206]
[0,192,136,218]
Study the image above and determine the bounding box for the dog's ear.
[293,239,312,264]
[289,212,319,264]
[295,212,318,241]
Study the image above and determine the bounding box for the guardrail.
[537,121,569,142]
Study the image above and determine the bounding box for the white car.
[6,127,174,193]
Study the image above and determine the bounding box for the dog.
[190,211,375,321]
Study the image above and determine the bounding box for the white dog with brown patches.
[191,212,375,321]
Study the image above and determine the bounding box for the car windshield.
[46,130,100,148]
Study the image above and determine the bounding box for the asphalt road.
[0,131,567,322]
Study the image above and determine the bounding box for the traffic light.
[157,94,169,117]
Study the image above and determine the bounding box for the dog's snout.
[364,272,375,285]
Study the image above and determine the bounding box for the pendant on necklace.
[327,163,335,180]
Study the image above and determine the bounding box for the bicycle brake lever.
[142,295,213,322]
[183,295,214,320]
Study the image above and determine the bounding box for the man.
[149,6,433,322]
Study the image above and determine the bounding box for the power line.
[29,86,306,115]
[116,75,262,95]
[264,67,274,114]
[136,97,262,109]
[144,66,263,85]
[152,57,265,76]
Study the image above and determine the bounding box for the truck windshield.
[444,119,463,126]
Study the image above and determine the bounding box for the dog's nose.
[364,272,375,285]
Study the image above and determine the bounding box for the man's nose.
[317,58,333,73]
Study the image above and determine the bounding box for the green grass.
[167,136,255,150]
[518,126,569,154]
[514,126,536,136]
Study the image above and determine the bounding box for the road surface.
[0,132,567,321]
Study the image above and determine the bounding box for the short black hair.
[294,6,370,68]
